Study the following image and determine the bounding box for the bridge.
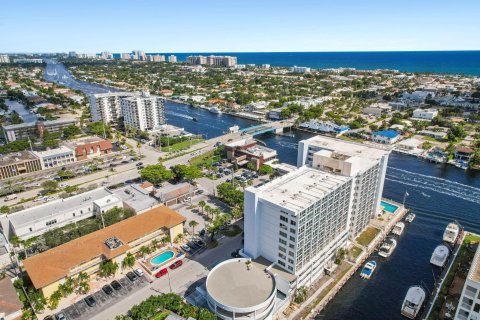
[239,121,294,137]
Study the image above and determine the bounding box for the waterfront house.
[454,145,474,163]
[372,130,400,144]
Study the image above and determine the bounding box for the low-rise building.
[3,119,79,142]
[0,276,23,320]
[32,146,76,169]
[454,244,480,320]
[419,130,447,140]
[225,139,277,170]
[299,119,350,135]
[111,185,159,213]
[7,188,121,240]
[411,108,439,121]
[363,103,392,116]
[454,146,475,163]
[290,66,311,73]
[153,183,195,206]
[0,151,42,180]
[22,206,186,297]
[372,130,400,144]
[64,136,113,161]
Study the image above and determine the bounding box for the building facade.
[3,119,79,142]
[88,92,136,123]
[454,244,480,320]
[65,136,113,161]
[32,146,76,169]
[0,151,42,180]
[411,108,439,120]
[0,54,10,63]
[120,92,165,132]
[244,166,352,288]
[297,136,390,238]
[168,55,177,63]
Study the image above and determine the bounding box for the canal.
[5,99,38,123]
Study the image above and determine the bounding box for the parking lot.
[59,275,149,320]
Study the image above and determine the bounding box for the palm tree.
[139,246,150,260]
[76,271,89,287]
[198,200,206,215]
[204,205,212,219]
[150,239,159,252]
[122,252,135,271]
[48,290,62,310]
[189,220,199,235]
[78,281,89,295]
[137,141,142,156]
[174,233,184,244]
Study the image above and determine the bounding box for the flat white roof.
[9,188,112,228]
[247,166,350,212]
[302,135,390,160]
[93,194,122,207]
[32,146,74,158]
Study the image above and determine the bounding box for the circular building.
[206,258,277,320]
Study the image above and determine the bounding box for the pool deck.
[139,247,183,275]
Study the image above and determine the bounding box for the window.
[466,285,478,298]
[289,251,295,257]
[290,236,296,242]
[29,227,32,232]
[279,231,287,238]
[278,260,285,267]
[46,219,57,226]
[279,253,286,259]
[280,216,288,222]
[474,303,480,313]
[291,220,296,226]
[279,239,287,245]
[290,228,296,234]
[280,223,287,230]
[289,243,295,249]
[279,246,286,253]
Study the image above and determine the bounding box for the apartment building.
[23,206,186,297]
[147,54,165,62]
[0,54,10,63]
[455,245,480,320]
[244,166,352,288]
[88,92,135,123]
[120,53,131,60]
[168,55,177,63]
[3,119,79,142]
[32,146,76,169]
[411,108,439,121]
[297,136,390,238]
[0,151,42,180]
[187,55,207,65]
[120,92,165,132]
[290,66,311,73]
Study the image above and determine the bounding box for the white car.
[181,244,192,253]
[134,268,144,277]
[59,183,69,188]
[34,196,46,202]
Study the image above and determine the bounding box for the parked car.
[170,260,183,269]
[136,162,143,166]
[199,229,206,237]
[188,242,199,250]
[44,316,54,320]
[180,244,192,253]
[126,271,138,282]
[55,313,66,320]
[59,183,69,188]
[121,160,129,164]
[111,280,122,290]
[195,239,205,247]
[102,284,113,295]
[4,194,17,202]
[84,295,96,307]
[155,268,168,278]
[134,268,144,277]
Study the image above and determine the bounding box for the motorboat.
[378,238,397,258]
[443,222,460,245]
[209,106,222,114]
[430,244,450,268]
[360,261,377,279]
[392,222,405,236]
[401,285,426,319]
[405,212,416,223]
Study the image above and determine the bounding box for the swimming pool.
[381,201,398,213]
[150,251,175,265]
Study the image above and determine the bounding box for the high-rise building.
[99,51,113,59]
[132,50,146,61]
[68,51,77,58]
[454,245,480,320]
[89,92,136,123]
[297,136,390,238]
[120,53,131,60]
[244,166,352,287]
[146,54,165,62]
[187,55,207,65]
[187,55,237,67]
[168,55,177,63]
[120,92,165,132]
[0,55,10,63]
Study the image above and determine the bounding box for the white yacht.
[430,244,450,268]
[209,106,222,114]
[401,285,426,319]
[378,238,397,258]
[392,222,405,236]
[360,261,377,279]
[443,222,460,245]
[405,212,416,223]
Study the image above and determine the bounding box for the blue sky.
[1,0,479,53]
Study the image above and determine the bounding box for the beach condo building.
[455,244,480,320]
[168,55,177,63]
[297,135,390,238]
[243,166,352,291]
[88,92,136,123]
[22,206,186,298]
[120,92,165,132]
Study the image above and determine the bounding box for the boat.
[400,285,426,319]
[405,212,416,223]
[192,117,198,122]
[443,222,460,245]
[209,107,222,114]
[378,238,397,258]
[360,261,377,279]
[392,222,405,236]
[430,244,450,267]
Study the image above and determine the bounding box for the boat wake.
[385,167,480,204]
[165,111,194,120]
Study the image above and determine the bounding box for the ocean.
[115,51,480,76]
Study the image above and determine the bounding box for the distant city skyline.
[1,0,480,53]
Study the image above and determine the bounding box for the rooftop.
[9,188,112,230]
[23,206,186,289]
[63,136,110,148]
[373,130,400,138]
[206,258,275,308]
[111,185,159,213]
[32,146,74,158]
[0,150,38,166]
[247,166,350,212]
[3,118,78,130]
[301,135,390,160]
[0,276,23,317]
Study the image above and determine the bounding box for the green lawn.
[161,139,203,152]
[190,150,221,167]
[349,246,364,259]
[356,227,381,247]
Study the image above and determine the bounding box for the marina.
[401,285,427,319]
[430,244,450,268]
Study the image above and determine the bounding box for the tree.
[139,246,151,259]
[231,207,243,220]
[171,164,202,182]
[122,252,136,271]
[63,125,81,139]
[99,261,119,278]
[246,162,255,171]
[88,122,111,138]
[174,233,184,244]
[188,220,199,235]
[48,290,62,310]
[198,200,206,215]
[64,185,78,195]
[41,180,58,193]
[140,164,173,185]
[0,206,10,214]
[28,289,47,312]
[151,239,159,252]
[258,164,273,176]
[216,183,244,209]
